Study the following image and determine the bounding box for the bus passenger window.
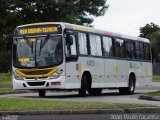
[96,36,102,56]
[78,32,88,55]
[125,41,131,58]
[139,43,145,60]
[103,37,113,57]
[89,35,97,56]
[114,38,125,58]
[135,42,141,59]
[70,35,77,55]
[89,35,102,56]
[130,41,136,59]
[144,43,151,60]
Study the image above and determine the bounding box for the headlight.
[49,69,63,79]
[13,71,24,80]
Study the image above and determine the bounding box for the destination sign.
[15,24,62,36]
[19,27,58,35]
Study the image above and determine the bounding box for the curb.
[0,107,160,115]
[139,95,160,101]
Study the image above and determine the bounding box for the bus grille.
[20,69,52,75]
[16,67,59,79]
[27,82,46,86]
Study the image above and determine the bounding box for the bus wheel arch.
[119,72,136,95]
[78,71,92,97]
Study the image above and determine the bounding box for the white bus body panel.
[12,22,152,90]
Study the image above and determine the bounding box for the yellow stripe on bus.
[116,64,119,75]
[145,67,148,76]
[73,25,95,33]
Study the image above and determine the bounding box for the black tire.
[88,88,102,95]
[38,90,46,97]
[119,76,135,95]
[78,75,87,97]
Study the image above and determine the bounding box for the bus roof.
[17,22,150,43]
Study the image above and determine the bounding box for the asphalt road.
[1,82,160,106]
[1,114,160,120]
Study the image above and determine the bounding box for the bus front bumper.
[12,76,65,90]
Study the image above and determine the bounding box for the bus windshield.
[13,35,63,68]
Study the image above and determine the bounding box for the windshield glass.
[13,35,63,68]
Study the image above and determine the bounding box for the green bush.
[0,50,12,73]
[0,73,12,82]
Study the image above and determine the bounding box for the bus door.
[65,30,79,88]
[135,42,144,86]
[128,41,143,86]
[113,38,127,85]
[138,43,150,86]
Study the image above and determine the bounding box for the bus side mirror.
[66,36,73,45]
[69,36,73,45]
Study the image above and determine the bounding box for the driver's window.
[70,35,77,55]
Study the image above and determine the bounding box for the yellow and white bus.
[12,22,152,97]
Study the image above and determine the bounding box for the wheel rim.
[130,80,134,92]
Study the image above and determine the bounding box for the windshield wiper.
[23,35,34,53]
[39,34,50,56]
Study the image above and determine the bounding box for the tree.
[148,30,160,62]
[139,23,160,62]
[139,22,159,38]
[0,0,109,72]
[1,0,108,25]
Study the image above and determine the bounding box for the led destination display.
[15,24,62,36]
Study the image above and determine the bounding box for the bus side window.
[114,38,125,58]
[89,34,97,56]
[102,36,113,57]
[144,43,151,61]
[78,32,88,55]
[70,35,77,55]
[89,34,102,56]
[135,42,141,60]
[96,35,102,56]
[130,41,136,59]
[139,43,145,60]
[125,40,131,58]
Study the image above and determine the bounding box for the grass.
[0,82,12,88]
[145,91,160,96]
[0,73,12,82]
[0,88,29,94]
[0,88,16,93]
[152,75,160,82]
[0,97,153,111]
[0,73,12,88]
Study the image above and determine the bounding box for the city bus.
[12,22,152,97]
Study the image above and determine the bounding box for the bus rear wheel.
[38,90,46,97]
[119,76,135,95]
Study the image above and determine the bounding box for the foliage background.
[0,0,108,72]
[139,22,160,62]
[1,0,160,73]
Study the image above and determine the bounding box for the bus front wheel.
[38,90,46,97]
[78,75,87,97]
[118,76,135,95]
